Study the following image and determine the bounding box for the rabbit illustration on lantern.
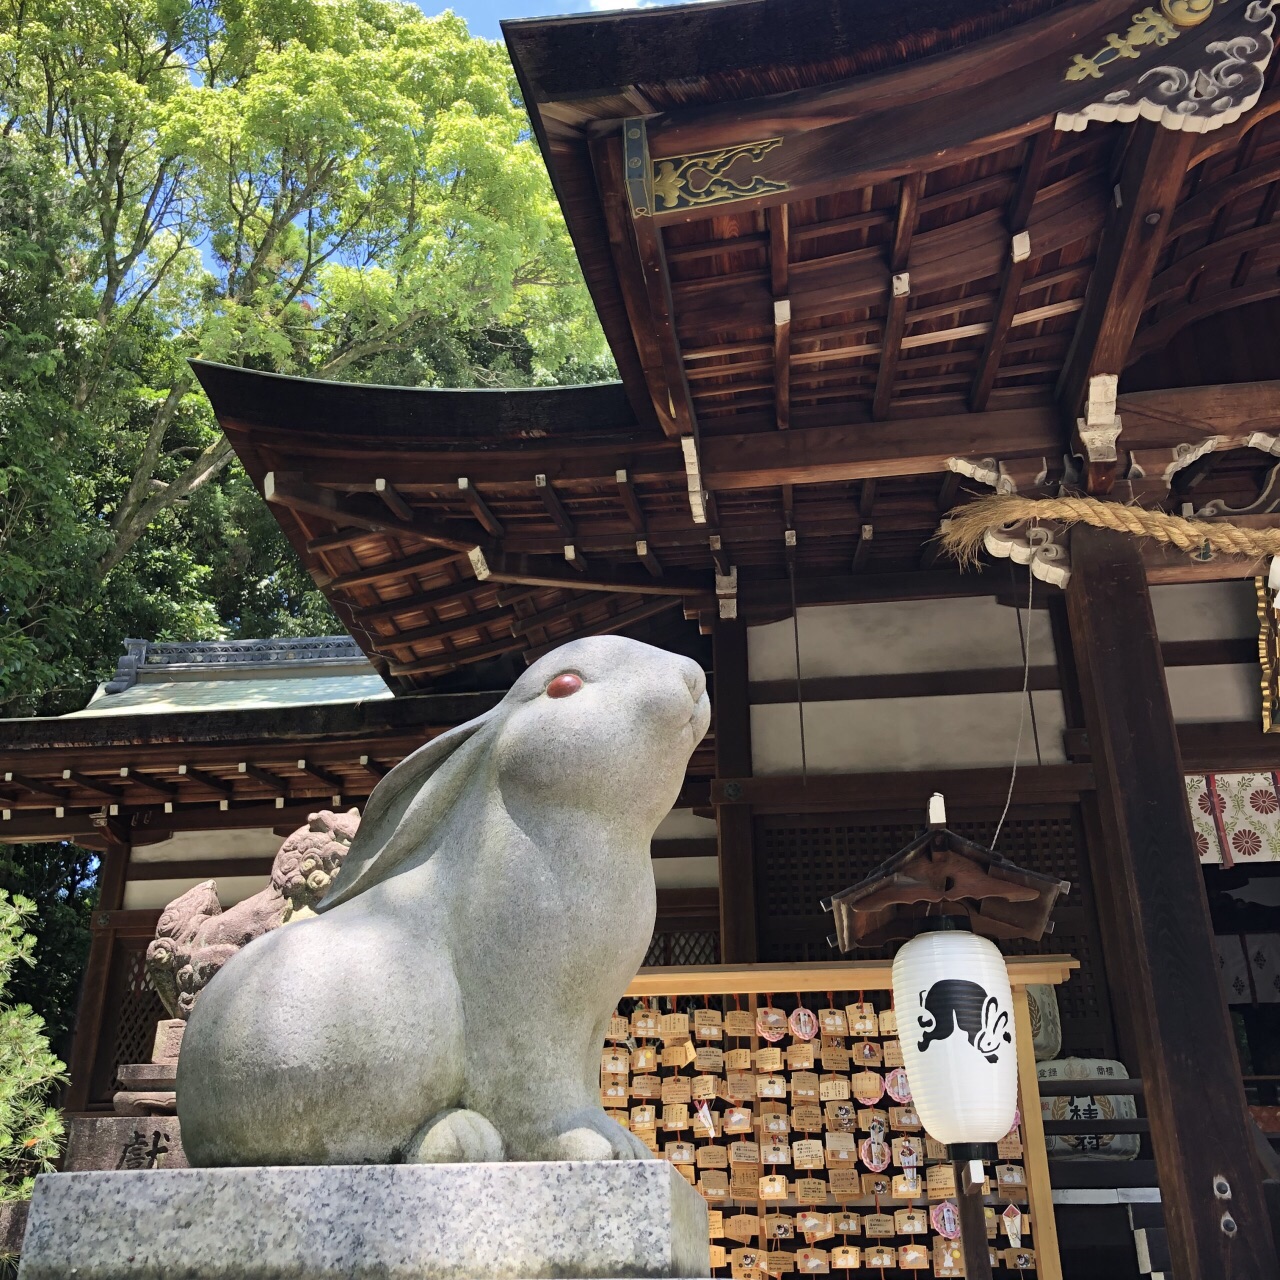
[916,979,1012,1063]
[178,636,711,1167]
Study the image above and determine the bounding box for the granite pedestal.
[17,1160,710,1280]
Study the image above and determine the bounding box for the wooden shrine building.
[9,0,1280,1274]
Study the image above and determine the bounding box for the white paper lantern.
[891,925,1018,1153]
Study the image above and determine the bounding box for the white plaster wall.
[124,874,267,911]
[129,828,282,862]
[126,809,716,910]
[751,690,1066,775]
[653,857,720,890]
[653,809,717,840]
[749,596,1055,680]
[1150,581,1257,642]
[1166,664,1261,723]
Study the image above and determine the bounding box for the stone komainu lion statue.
[145,808,361,1019]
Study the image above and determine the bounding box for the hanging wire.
[991,560,1036,851]
[788,554,808,783]
[1009,560,1043,767]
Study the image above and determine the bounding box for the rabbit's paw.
[404,1108,506,1163]
[552,1108,654,1161]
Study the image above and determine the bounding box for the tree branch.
[98,435,235,578]
[110,373,192,534]
[316,306,439,375]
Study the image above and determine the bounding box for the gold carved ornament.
[1256,576,1280,732]
[650,138,788,213]
[1066,0,1218,81]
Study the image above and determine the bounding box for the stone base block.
[151,1019,184,1064]
[118,1063,178,1090]
[112,1091,177,1117]
[62,1114,187,1172]
[18,1159,710,1280]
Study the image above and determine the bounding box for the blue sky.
[417,0,697,43]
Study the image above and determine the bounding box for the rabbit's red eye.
[546,673,583,699]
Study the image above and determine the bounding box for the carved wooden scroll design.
[985,522,1073,589]
[651,138,788,213]
[1059,0,1277,133]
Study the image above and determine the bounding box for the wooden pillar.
[64,842,129,1112]
[1049,593,1143,1070]
[1066,526,1278,1279]
[713,616,757,962]
[952,1158,993,1280]
[1014,986,1063,1280]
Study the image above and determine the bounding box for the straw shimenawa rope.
[939,492,1280,568]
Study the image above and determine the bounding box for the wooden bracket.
[715,565,739,620]
[682,436,709,524]
[637,539,664,578]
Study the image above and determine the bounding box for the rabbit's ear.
[315,709,498,911]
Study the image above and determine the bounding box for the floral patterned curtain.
[1186,772,1280,865]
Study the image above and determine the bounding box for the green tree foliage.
[0,846,96,1057]
[0,0,612,716]
[0,891,67,1203]
[1,1,611,1042]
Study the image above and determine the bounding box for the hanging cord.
[992,561,1036,851]
[788,555,809,783]
[1009,560,1043,767]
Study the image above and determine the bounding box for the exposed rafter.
[871,173,923,420]
[1057,123,1197,489]
[523,596,682,662]
[971,129,1053,411]
[264,472,489,557]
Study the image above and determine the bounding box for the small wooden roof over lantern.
[822,794,1071,950]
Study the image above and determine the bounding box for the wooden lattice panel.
[93,940,168,1104]
[647,929,720,968]
[754,808,1115,1058]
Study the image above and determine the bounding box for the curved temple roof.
[189,0,1280,697]
[190,361,641,446]
[7,0,1280,849]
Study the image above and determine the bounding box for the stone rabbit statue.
[178,636,710,1166]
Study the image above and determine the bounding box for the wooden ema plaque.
[601,994,1038,1279]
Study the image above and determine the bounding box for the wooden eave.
[187,1,1280,698]
[505,0,1280,507]
[0,694,714,845]
[194,360,722,690]
[0,698,474,846]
